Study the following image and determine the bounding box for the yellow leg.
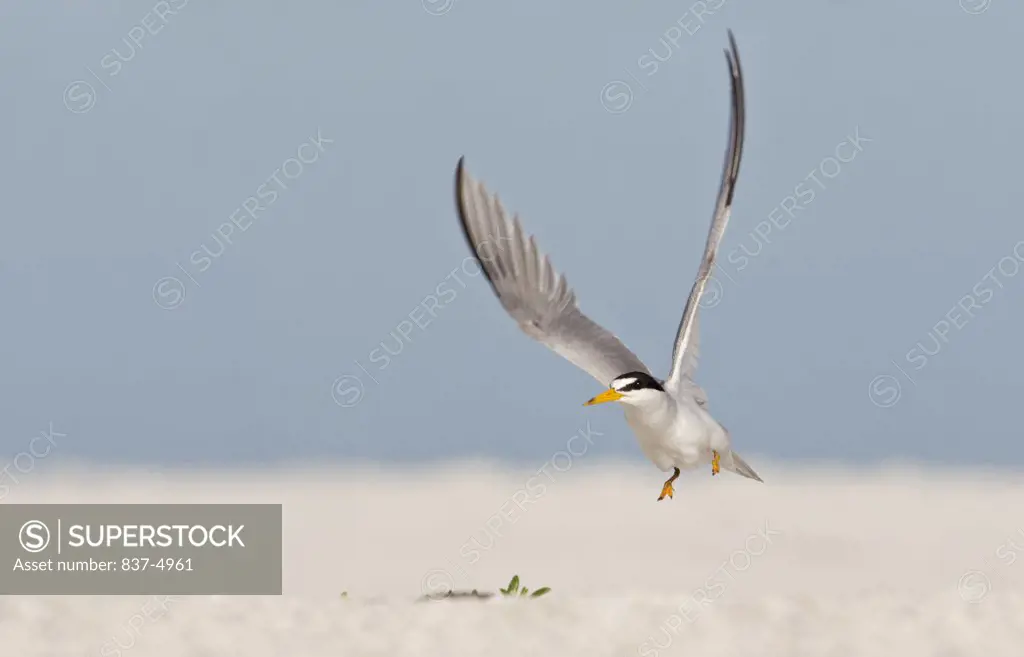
[658,467,681,501]
[712,451,721,476]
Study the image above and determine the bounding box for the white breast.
[623,396,728,472]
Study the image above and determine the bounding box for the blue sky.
[1,0,1021,467]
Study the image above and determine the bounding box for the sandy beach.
[4,460,1024,656]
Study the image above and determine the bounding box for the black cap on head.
[612,372,665,393]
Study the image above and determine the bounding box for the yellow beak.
[584,388,623,406]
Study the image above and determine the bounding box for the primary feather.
[664,30,745,399]
[454,160,650,387]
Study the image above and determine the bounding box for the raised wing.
[664,30,746,396]
[454,158,651,386]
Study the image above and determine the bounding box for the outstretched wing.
[664,30,746,396]
[454,158,651,386]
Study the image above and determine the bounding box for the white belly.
[624,401,730,473]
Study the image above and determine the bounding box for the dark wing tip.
[727,29,742,81]
[454,155,466,192]
[722,30,744,207]
[723,29,741,81]
[453,155,467,235]
[452,156,499,290]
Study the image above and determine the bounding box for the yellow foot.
[657,481,674,501]
[711,451,721,476]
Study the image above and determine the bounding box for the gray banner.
[0,504,281,594]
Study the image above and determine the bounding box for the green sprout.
[499,574,551,598]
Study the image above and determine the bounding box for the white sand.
[5,460,1024,656]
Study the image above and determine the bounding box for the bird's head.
[584,371,665,407]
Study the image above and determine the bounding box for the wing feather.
[665,30,746,396]
[454,159,650,386]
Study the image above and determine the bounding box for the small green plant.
[340,591,348,598]
[499,574,551,598]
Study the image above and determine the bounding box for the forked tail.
[726,450,763,482]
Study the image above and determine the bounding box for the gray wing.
[664,30,746,397]
[454,158,651,387]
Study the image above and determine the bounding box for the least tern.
[452,30,761,501]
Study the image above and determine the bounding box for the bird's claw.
[657,481,674,501]
[711,451,720,476]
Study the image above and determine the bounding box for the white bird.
[451,30,761,501]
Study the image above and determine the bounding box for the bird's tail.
[725,450,763,482]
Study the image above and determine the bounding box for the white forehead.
[612,377,636,390]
